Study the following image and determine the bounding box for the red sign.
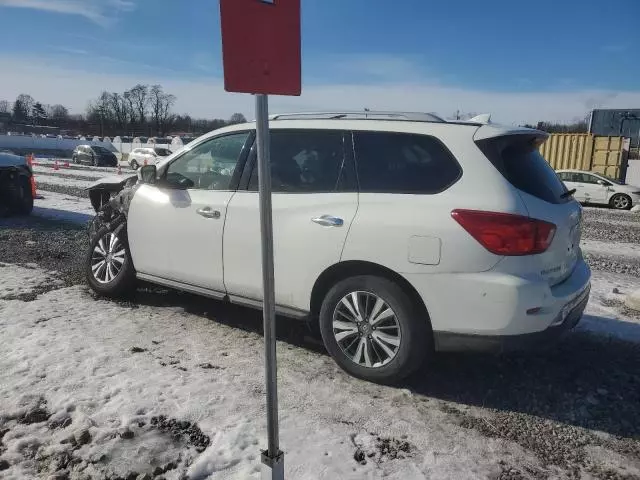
[220,0,301,96]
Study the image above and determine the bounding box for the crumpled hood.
[86,174,137,190]
[0,153,26,168]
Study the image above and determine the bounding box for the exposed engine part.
[88,177,139,241]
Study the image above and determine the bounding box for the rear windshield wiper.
[560,188,577,199]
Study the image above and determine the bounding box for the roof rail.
[268,111,445,123]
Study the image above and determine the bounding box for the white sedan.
[556,169,640,210]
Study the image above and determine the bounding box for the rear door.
[223,129,358,313]
[476,133,581,285]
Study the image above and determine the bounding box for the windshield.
[600,174,624,185]
[155,148,171,156]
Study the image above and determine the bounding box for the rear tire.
[130,159,139,170]
[610,193,632,210]
[319,275,429,384]
[86,226,136,297]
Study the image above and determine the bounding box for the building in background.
[589,109,640,148]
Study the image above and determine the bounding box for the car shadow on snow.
[408,314,640,440]
[125,289,640,440]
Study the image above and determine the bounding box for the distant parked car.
[557,169,640,210]
[128,147,171,170]
[0,152,34,216]
[72,145,118,167]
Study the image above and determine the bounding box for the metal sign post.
[255,93,284,479]
[219,1,301,478]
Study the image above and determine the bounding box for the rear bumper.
[433,284,589,352]
[403,257,591,348]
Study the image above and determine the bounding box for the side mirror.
[139,164,157,184]
[597,179,606,186]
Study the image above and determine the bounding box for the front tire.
[86,226,136,297]
[610,193,632,210]
[15,177,34,215]
[319,275,429,384]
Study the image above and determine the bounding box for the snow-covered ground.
[2,170,640,478]
[32,190,96,224]
[0,264,545,479]
[2,261,639,479]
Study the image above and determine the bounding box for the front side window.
[353,131,461,194]
[248,130,352,192]
[576,173,599,184]
[165,132,249,190]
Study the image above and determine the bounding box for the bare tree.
[229,112,247,124]
[13,94,35,122]
[126,84,149,126]
[149,85,176,136]
[49,104,69,121]
[0,100,9,113]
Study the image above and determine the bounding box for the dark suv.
[72,145,118,167]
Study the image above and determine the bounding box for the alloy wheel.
[332,291,401,368]
[613,195,630,209]
[91,232,126,284]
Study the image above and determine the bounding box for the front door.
[128,131,252,292]
[575,172,608,204]
[223,129,358,313]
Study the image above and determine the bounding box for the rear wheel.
[86,226,136,297]
[610,193,632,210]
[319,275,429,384]
[130,159,139,170]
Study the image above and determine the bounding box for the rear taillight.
[451,209,556,256]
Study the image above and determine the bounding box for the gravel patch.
[582,219,640,244]
[584,252,640,276]
[0,216,88,291]
[34,183,89,198]
[583,206,640,222]
[409,331,640,477]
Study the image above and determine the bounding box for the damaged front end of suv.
[0,152,34,217]
[87,173,139,242]
[85,172,140,296]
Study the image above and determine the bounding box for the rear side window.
[478,136,569,204]
[353,132,461,194]
[248,130,354,192]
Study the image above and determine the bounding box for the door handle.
[196,207,221,219]
[311,215,344,227]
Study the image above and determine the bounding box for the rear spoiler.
[473,124,549,142]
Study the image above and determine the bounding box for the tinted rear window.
[353,132,461,194]
[478,136,569,204]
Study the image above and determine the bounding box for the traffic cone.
[54,160,59,171]
[30,175,37,199]
[26,155,38,199]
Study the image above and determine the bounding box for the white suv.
[128,147,172,170]
[85,112,591,383]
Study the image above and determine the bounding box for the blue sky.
[0,0,638,123]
